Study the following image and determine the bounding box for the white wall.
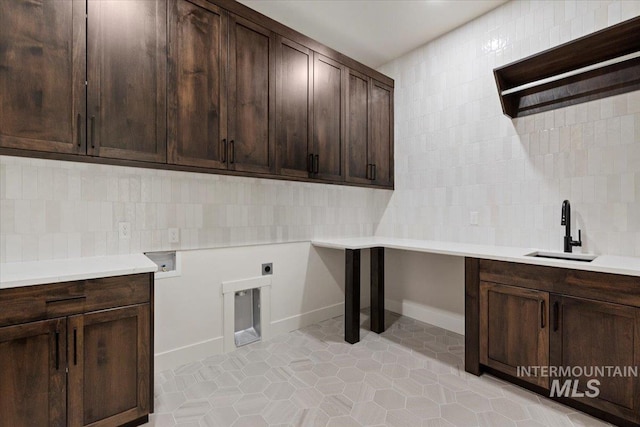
[376,0,640,257]
[0,156,391,263]
[154,241,370,370]
[384,250,465,335]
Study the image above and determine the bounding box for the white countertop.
[0,254,158,289]
[312,237,640,277]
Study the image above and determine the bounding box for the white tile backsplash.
[375,0,640,256]
[0,156,391,262]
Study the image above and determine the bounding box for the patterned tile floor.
[144,311,610,427]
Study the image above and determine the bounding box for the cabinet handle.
[553,301,559,331]
[540,300,545,329]
[313,155,319,174]
[222,139,227,163]
[73,327,78,365]
[366,164,371,180]
[308,154,314,173]
[77,114,82,147]
[46,295,86,304]
[372,164,376,181]
[55,331,60,370]
[230,140,235,164]
[90,116,96,149]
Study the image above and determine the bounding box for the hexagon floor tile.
[143,310,612,427]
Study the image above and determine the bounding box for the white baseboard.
[385,298,464,335]
[270,302,344,337]
[155,336,223,372]
[154,302,344,372]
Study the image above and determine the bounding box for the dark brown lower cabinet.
[480,282,549,388]
[0,274,153,427]
[469,259,640,426]
[0,319,67,427]
[550,295,640,423]
[68,304,151,427]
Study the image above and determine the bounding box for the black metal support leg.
[370,247,385,334]
[345,249,361,344]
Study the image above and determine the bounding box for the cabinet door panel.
[551,296,640,422]
[228,14,275,174]
[480,282,549,388]
[276,37,313,178]
[0,318,66,427]
[346,70,370,184]
[313,54,345,181]
[68,304,150,427]
[370,80,394,187]
[168,0,227,169]
[0,0,85,154]
[88,0,166,162]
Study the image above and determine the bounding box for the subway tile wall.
[375,0,640,256]
[0,157,391,262]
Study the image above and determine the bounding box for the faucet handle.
[573,229,582,247]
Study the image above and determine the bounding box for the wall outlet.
[262,263,273,275]
[168,228,180,244]
[118,222,131,239]
[470,211,479,226]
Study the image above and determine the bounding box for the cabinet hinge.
[65,367,69,374]
[85,81,88,86]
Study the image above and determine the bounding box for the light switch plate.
[168,228,179,244]
[470,211,479,226]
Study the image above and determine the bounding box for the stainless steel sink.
[525,251,598,262]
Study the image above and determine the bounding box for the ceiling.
[239,0,509,69]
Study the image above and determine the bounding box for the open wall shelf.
[494,16,640,118]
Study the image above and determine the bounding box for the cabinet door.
[68,304,151,427]
[87,0,167,163]
[313,53,345,181]
[0,318,67,427]
[228,14,275,174]
[276,37,313,178]
[168,0,227,169]
[0,0,85,154]
[369,79,394,187]
[480,282,549,388]
[346,69,370,184]
[550,295,640,423]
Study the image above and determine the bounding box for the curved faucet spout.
[561,200,581,253]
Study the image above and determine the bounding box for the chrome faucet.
[561,200,582,253]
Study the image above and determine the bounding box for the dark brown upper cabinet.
[0,0,167,162]
[168,0,228,169]
[369,79,394,187]
[168,2,274,174]
[276,36,314,179]
[312,53,346,182]
[346,69,370,185]
[0,0,394,189]
[227,14,276,174]
[88,0,167,162]
[0,0,86,155]
[494,16,640,118]
[346,72,395,188]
